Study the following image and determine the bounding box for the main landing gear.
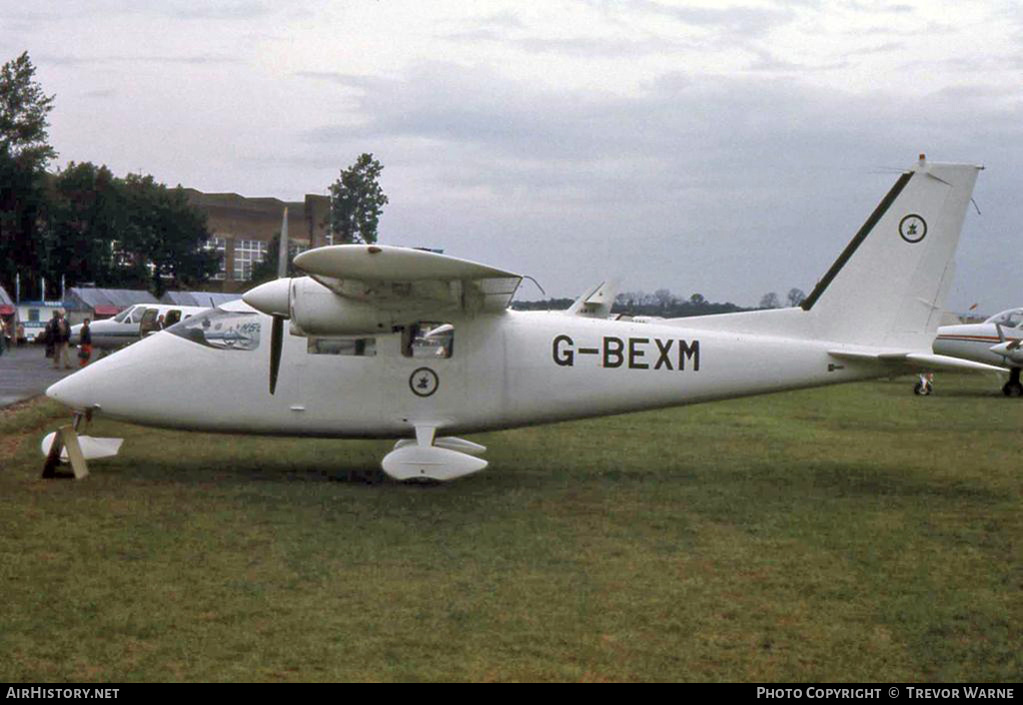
[913,373,934,396]
[381,425,488,482]
[1003,368,1023,398]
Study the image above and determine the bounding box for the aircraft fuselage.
[49,307,878,439]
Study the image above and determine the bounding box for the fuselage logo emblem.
[899,214,927,243]
[409,367,439,397]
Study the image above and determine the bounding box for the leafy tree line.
[42,164,220,296]
[513,290,749,317]
[0,52,219,299]
[514,286,809,316]
[759,288,806,309]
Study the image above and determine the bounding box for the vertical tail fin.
[802,157,981,349]
[567,279,620,318]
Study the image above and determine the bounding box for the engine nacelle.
[289,277,401,337]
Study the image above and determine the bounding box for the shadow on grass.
[797,462,1002,501]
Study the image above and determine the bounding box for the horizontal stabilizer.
[828,350,1007,373]
[40,432,123,461]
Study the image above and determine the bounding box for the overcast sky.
[2,1,1020,311]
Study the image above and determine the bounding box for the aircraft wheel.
[913,381,932,396]
[1002,381,1023,398]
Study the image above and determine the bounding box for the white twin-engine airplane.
[932,307,1023,397]
[45,158,1004,481]
[69,303,209,351]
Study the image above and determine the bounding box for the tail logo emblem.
[899,214,927,243]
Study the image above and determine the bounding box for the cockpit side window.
[401,322,454,359]
[166,308,261,351]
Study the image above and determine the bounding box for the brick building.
[183,190,331,292]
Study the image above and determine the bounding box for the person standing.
[44,311,58,361]
[52,311,73,370]
[79,318,93,367]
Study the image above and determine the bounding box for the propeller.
[240,206,295,395]
[269,315,284,394]
[242,277,292,395]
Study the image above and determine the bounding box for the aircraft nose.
[46,368,100,411]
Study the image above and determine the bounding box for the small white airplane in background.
[931,308,1023,397]
[70,303,208,351]
[45,157,1003,482]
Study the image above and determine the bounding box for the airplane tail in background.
[800,156,981,350]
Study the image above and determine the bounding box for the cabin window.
[164,309,182,327]
[307,337,376,356]
[166,308,261,351]
[130,307,146,324]
[139,309,161,336]
[402,322,454,359]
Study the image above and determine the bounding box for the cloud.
[294,71,381,89]
[284,60,1023,305]
[36,53,243,67]
[156,0,272,20]
[81,88,117,99]
[580,0,797,37]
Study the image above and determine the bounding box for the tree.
[787,287,806,307]
[0,51,56,297]
[40,162,124,288]
[654,288,676,309]
[759,291,780,309]
[327,153,388,244]
[38,165,219,295]
[118,173,220,296]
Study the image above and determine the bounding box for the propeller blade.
[269,315,283,395]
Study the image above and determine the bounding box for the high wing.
[293,245,523,314]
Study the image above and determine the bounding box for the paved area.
[0,345,81,407]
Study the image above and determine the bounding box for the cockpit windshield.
[112,306,134,323]
[166,308,261,351]
[983,308,1023,329]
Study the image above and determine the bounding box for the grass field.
[0,375,1020,682]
